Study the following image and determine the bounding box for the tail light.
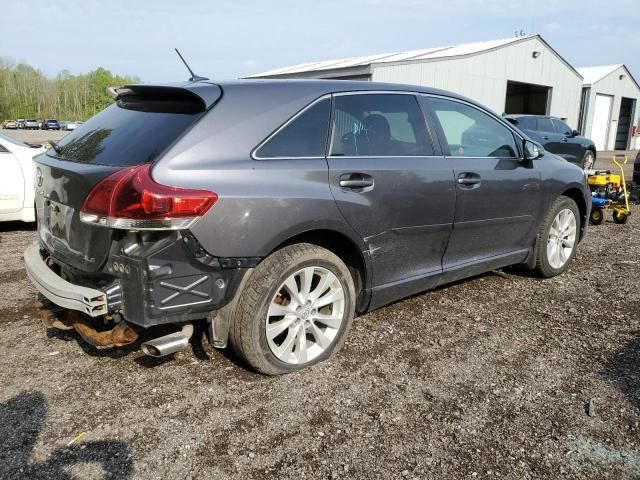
[80,164,217,230]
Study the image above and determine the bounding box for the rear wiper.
[48,140,64,154]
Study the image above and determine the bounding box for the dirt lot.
[0,206,639,480]
[597,152,638,179]
[3,128,68,146]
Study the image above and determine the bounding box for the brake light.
[80,164,217,230]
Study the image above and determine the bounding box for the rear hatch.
[35,83,220,272]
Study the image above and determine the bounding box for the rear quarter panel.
[152,83,367,259]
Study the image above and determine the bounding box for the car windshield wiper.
[48,140,64,154]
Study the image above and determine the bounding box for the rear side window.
[330,94,433,157]
[428,98,518,158]
[535,117,555,133]
[515,117,534,130]
[48,96,205,166]
[255,98,331,158]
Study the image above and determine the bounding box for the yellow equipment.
[587,155,631,225]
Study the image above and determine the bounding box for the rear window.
[48,96,205,166]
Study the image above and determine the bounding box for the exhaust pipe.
[141,323,194,357]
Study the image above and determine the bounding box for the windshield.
[48,96,206,166]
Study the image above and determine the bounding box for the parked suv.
[41,119,61,130]
[25,80,591,374]
[505,115,597,169]
[24,119,40,130]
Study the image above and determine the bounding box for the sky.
[2,0,638,83]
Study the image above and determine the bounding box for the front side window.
[552,119,572,136]
[428,98,518,158]
[255,98,331,158]
[330,94,433,157]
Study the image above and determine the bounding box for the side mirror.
[571,130,580,137]
[523,140,543,160]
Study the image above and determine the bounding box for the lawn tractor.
[586,155,631,225]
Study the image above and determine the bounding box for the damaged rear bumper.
[24,243,108,317]
[24,232,251,329]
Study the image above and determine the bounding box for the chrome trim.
[252,88,526,161]
[251,94,332,160]
[24,243,108,317]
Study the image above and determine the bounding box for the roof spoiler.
[106,83,221,110]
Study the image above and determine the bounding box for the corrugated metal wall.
[582,66,640,151]
[371,37,583,128]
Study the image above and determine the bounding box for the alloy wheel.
[546,208,577,269]
[265,266,345,365]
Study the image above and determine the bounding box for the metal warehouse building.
[251,35,584,127]
[576,65,640,151]
[251,35,639,151]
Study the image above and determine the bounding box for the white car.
[0,133,46,222]
[64,120,81,131]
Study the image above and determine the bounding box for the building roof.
[577,65,624,85]
[250,35,580,78]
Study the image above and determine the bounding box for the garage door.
[592,94,613,151]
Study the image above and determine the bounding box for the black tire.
[590,207,604,225]
[228,243,356,375]
[612,210,630,224]
[582,150,595,169]
[534,196,580,278]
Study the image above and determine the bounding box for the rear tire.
[534,196,580,278]
[228,243,356,375]
[582,151,595,170]
[613,210,630,224]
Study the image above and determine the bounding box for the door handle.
[457,172,482,188]
[457,172,481,186]
[542,136,550,141]
[339,174,374,189]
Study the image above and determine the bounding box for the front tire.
[535,196,580,277]
[590,207,604,225]
[228,243,356,375]
[582,150,595,170]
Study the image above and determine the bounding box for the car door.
[0,142,25,213]
[326,92,455,305]
[552,119,583,164]
[534,117,565,158]
[422,96,542,274]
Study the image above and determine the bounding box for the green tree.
[0,58,139,121]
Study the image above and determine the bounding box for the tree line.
[0,58,139,121]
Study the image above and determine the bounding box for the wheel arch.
[269,229,371,313]
[560,187,588,239]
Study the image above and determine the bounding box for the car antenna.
[174,48,209,82]
[48,140,63,154]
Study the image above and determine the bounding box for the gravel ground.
[1,205,639,480]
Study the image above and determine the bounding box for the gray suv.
[24,80,591,374]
